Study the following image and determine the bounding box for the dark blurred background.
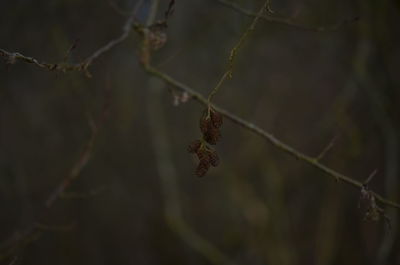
[1,0,399,264]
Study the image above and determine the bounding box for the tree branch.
[144,64,400,210]
[0,5,138,77]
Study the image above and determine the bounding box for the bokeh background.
[1,0,399,264]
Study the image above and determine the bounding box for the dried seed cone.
[189,108,223,176]
[210,110,223,128]
[199,108,223,145]
[196,150,208,162]
[204,126,221,145]
[187,140,201,153]
[208,151,220,167]
[195,159,210,177]
[199,115,209,135]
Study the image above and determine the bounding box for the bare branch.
[0,5,138,77]
[144,64,400,210]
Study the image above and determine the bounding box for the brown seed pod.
[189,108,223,176]
[210,109,223,128]
[196,149,208,162]
[187,140,201,153]
[199,108,223,145]
[203,126,221,145]
[199,114,209,135]
[208,151,220,167]
[195,159,210,177]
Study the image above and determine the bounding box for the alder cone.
[203,126,221,145]
[199,110,222,145]
[208,151,219,167]
[196,150,208,162]
[189,108,223,176]
[196,159,210,177]
[187,140,201,153]
[210,110,223,128]
[199,116,208,135]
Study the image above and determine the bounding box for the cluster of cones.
[188,108,223,177]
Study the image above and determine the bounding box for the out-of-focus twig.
[45,110,108,207]
[0,93,110,262]
[60,187,107,199]
[108,0,132,16]
[214,0,359,32]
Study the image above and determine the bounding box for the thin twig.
[215,0,359,32]
[144,64,400,210]
[207,1,268,104]
[79,7,137,76]
[60,187,107,199]
[364,169,378,186]
[45,115,100,208]
[316,135,338,161]
[0,5,137,77]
